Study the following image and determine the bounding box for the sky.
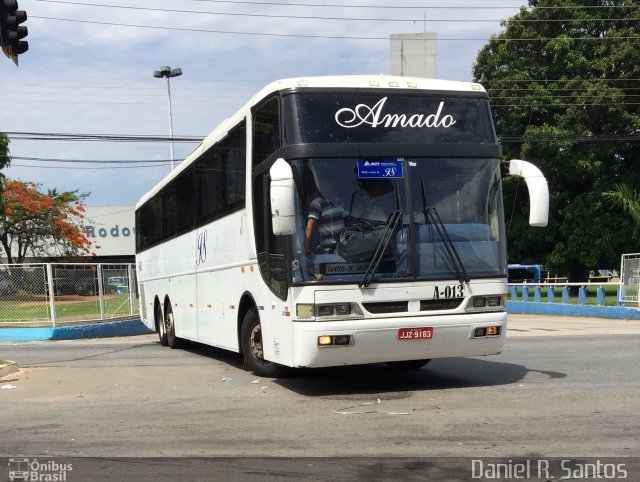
[1,0,527,206]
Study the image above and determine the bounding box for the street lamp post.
[153,65,182,170]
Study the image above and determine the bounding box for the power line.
[10,163,174,170]
[484,78,640,84]
[0,83,256,93]
[11,156,176,164]
[500,134,640,143]
[176,0,640,10]
[5,132,204,143]
[30,0,640,23]
[40,0,519,10]
[491,94,640,100]
[31,16,640,41]
[1,97,240,106]
[492,102,640,107]
[0,89,250,98]
[33,0,425,22]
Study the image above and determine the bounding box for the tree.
[0,178,93,263]
[473,0,640,279]
[0,132,10,260]
[603,183,640,230]
[0,132,9,172]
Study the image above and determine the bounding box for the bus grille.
[420,298,464,311]
[363,298,465,314]
[362,301,408,314]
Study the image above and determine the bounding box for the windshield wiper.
[359,209,403,288]
[420,177,469,285]
[424,207,469,285]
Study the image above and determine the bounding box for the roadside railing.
[0,263,138,326]
[507,281,631,307]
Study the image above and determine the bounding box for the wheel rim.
[249,322,263,360]
[166,311,174,336]
[157,308,165,338]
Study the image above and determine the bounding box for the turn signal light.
[473,326,501,338]
[317,335,352,347]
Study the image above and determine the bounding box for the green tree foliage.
[0,132,10,259]
[473,0,640,279]
[0,132,9,172]
[603,183,640,229]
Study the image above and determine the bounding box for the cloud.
[2,0,523,205]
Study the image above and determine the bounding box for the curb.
[506,301,640,320]
[0,318,153,342]
[0,360,18,379]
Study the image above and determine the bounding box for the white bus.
[135,75,548,377]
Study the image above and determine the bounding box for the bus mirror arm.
[269,158,296,235]
[508,159,549,228]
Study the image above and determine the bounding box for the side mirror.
[269,158,296,235]
[508,159,549,227]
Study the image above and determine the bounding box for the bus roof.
[136,75,487,209]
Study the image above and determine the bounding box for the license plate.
[398,327,433,340]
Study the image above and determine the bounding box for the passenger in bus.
[304,186,346,256]
[347,177,395,224]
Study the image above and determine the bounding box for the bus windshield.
[291,158,506,284]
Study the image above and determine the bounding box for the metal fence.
[0,263,138,326]
[508,281,624,307]
[620,253,640,305]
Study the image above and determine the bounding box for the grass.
[0,294,138,323]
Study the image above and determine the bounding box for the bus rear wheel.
[241,308,283,378]
[386,359,431,370]
[156,303,168,346]
[165,305,184,349]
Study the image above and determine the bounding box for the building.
[84,205,135,263]
[390,33,438,78]
[0,205,135,264]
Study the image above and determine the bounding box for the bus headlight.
[296,303,359,320]
[466,296,503,312]
[335,304,352,315]
[317,305,334,317]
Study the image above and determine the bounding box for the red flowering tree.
[0,179,93,263]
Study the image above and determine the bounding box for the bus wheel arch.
[237,293,257,355]
[238,293,283,378]
[154,296,167,346]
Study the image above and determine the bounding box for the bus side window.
[252,97,280,168]
[222,122,246,211]
[195,145,219,225]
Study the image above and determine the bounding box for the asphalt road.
[1,315,639,480]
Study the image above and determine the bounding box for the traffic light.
[0,0,28,66]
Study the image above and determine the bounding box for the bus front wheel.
[156,303,168,346]
[241,309,283,378]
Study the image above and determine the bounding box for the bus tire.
[156,303,168,346]
[241,308,283,378]
[386,359,431,370]
[165,304,184,349]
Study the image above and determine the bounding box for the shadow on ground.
[185,342,566,398]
